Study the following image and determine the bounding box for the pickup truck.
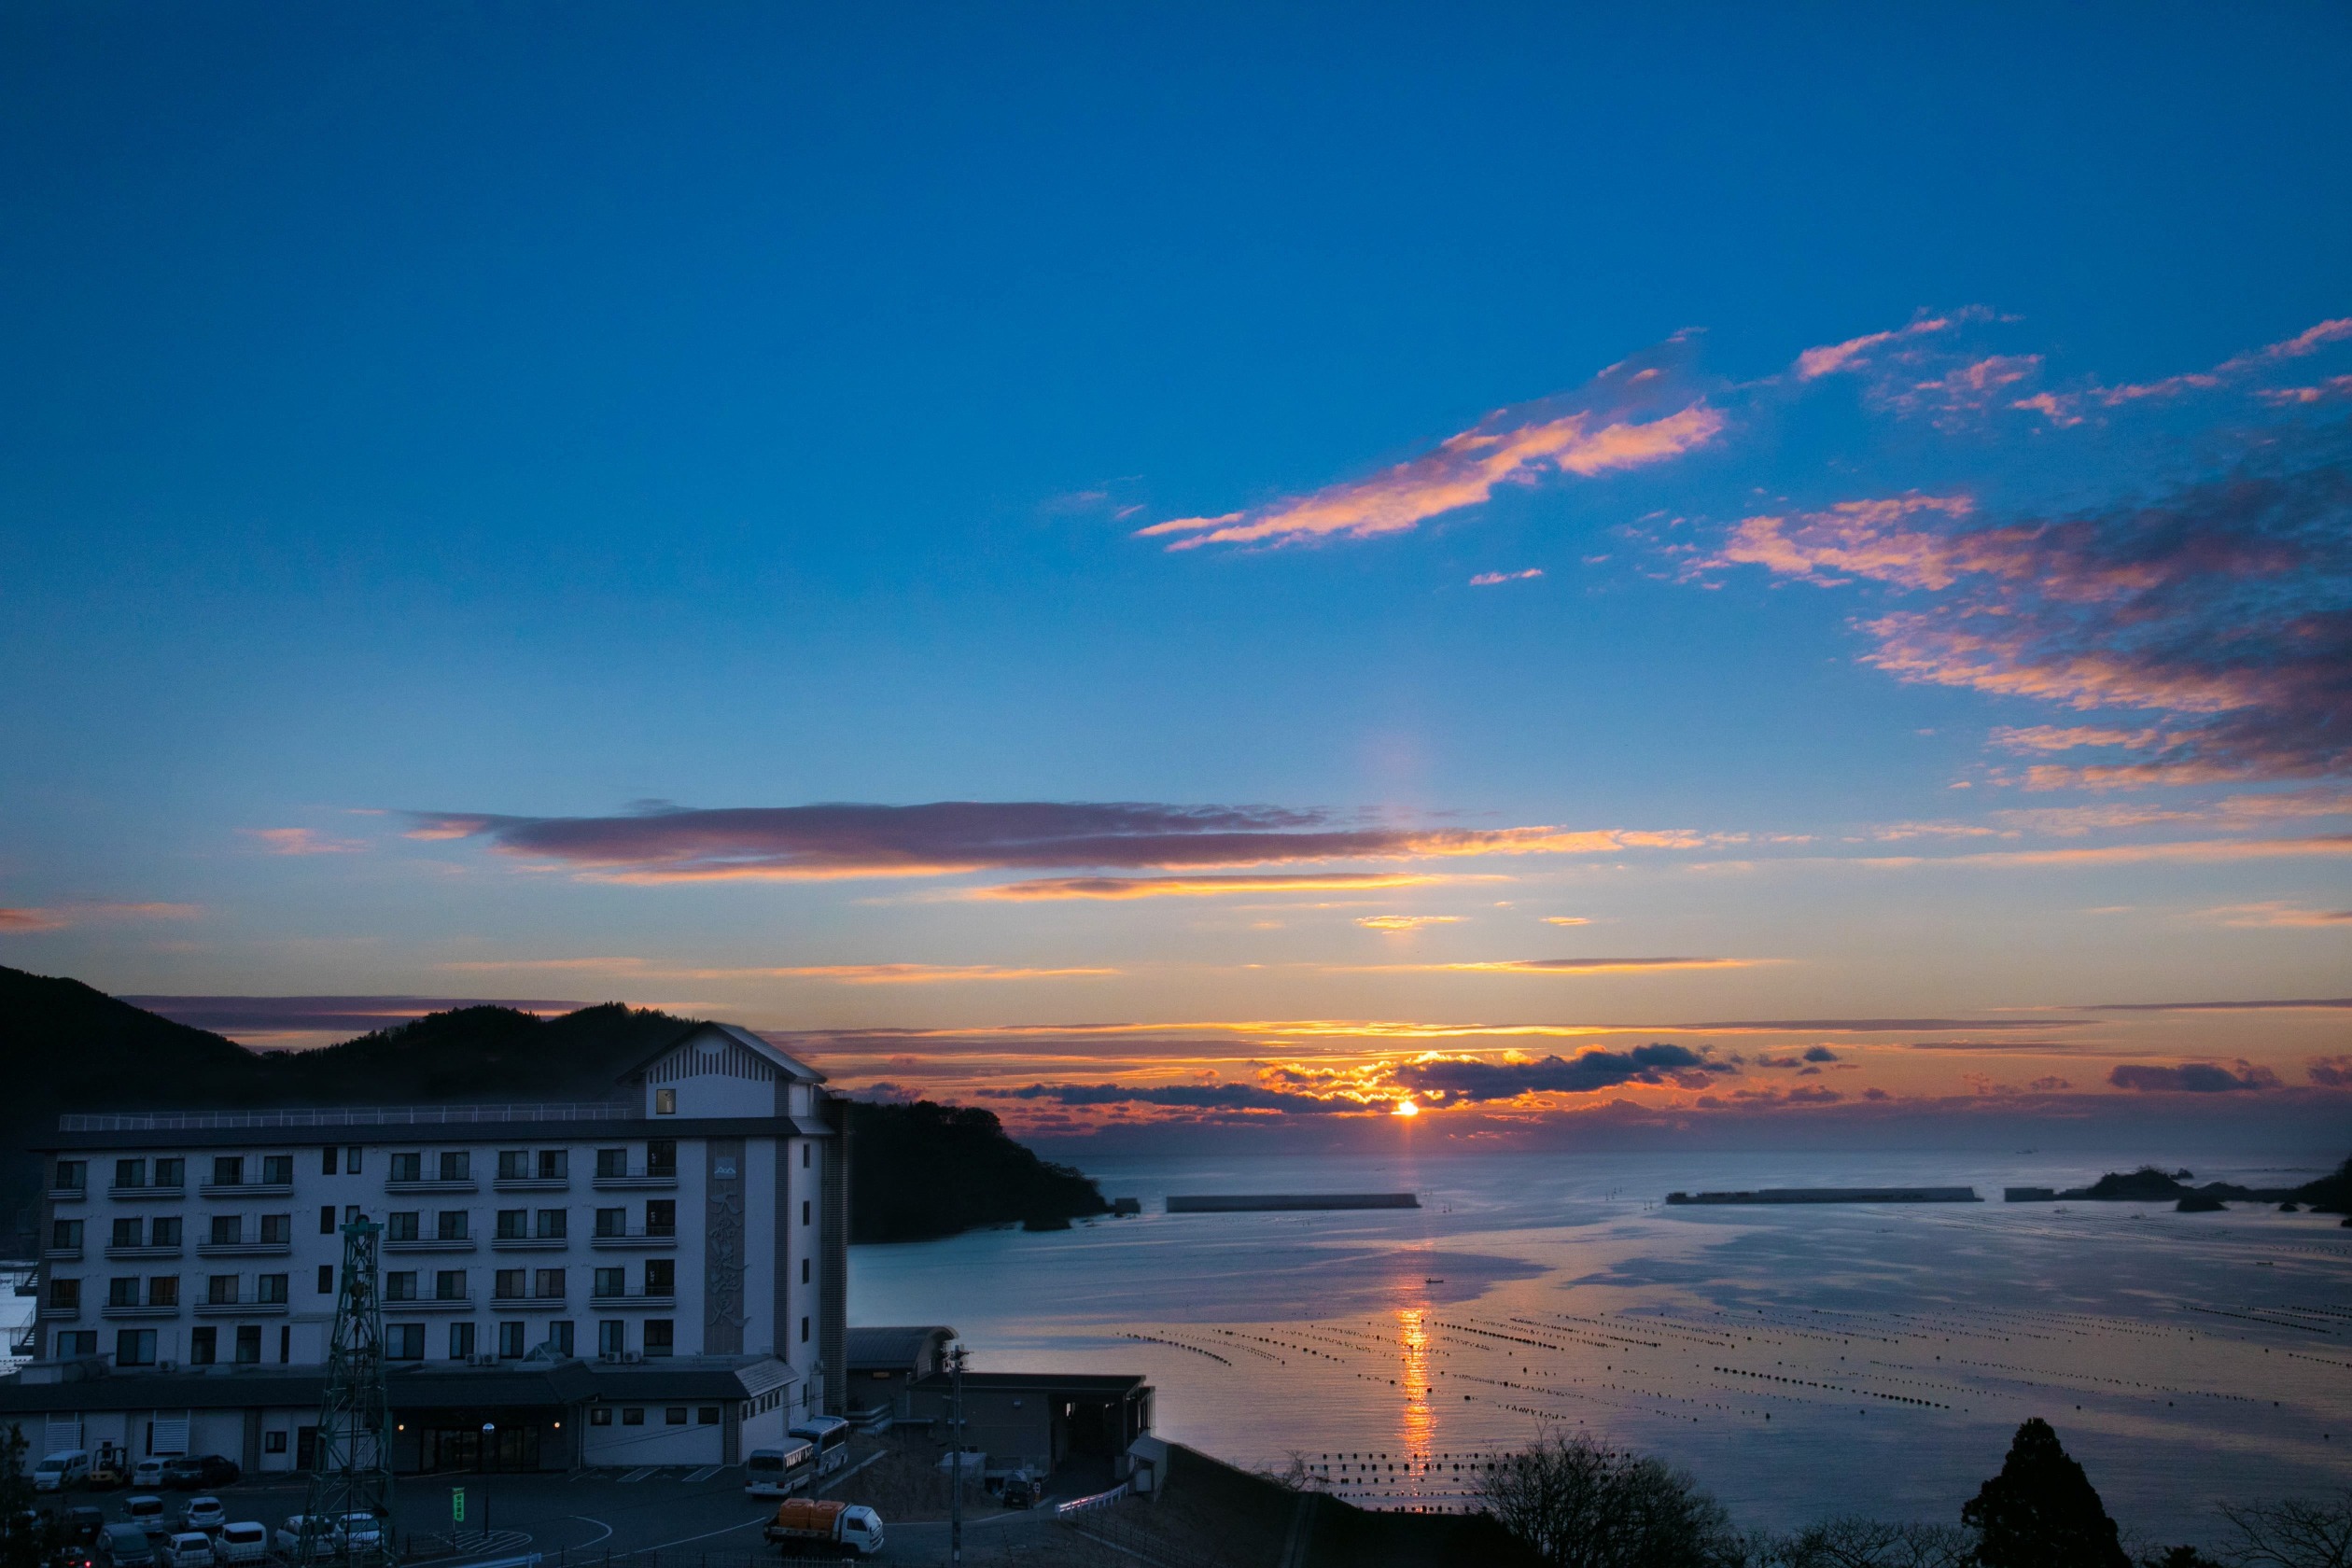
[761,1500,884,1558]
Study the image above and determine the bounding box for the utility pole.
[299,1219,395,1568]
[945,1342,967,1568]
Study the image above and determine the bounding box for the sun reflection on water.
[1397,1304,1434,1457]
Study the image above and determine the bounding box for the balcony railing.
[195,1239,290,1257]
[383,1292,474,1314]
[490,1293,568,1311]
[36,1304,82,1320]
[193,1295,290,1317]
[588,1289,676,1308]
[100,1301,180,1319]
[108,1184,186,1201]
[48,1185,87,1202]
[104,1244,185,1261]
[491,1176,569,1193]
[43,1246,83,1263]
[385,1237,476,1253]
[385,1178,478,1195]
[590,1168,678,1191]
[198,1182,295,1199]
[490,1235,567,1251]
[589,1228,678,1250]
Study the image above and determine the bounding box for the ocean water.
[849,1151,2352,1540]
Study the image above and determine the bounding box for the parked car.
[156,1459,235,1492]
[177,1502,222,1536]
[98,1527,155,1568]
[335,1515,383,1552]
[33,1452,91,1492]
[122,1498,167,1537]
[158,1533,212,1568]
[271,1518,331,1558]
[50,1542,96,1568]
[1000,1471,1039,1509]
[212,1524,265,1568]
[129,1464,165,1492]
[64,1508,107,1546]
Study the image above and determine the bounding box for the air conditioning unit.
[156,1360,175,1372]
[598,1352,622,1364]
[622,1351,642,1364]
[472,1353,497,1367]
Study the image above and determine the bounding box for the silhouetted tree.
[1476,1430,1743,1568]
[2217,1490,2352,1567]
[0,1423,65,1568]
[1760,1517,1973,1566]
[1960,1419,2128,1568]
[2137,1547,2224,1568]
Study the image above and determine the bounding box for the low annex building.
[0,1023,847,1473]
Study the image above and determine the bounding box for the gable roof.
[623,1021,827,1086]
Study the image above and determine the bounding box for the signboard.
[452,1488,465,1523]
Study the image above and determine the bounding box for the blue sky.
[4,4,2348,1143]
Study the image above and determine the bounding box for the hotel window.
[497,1210,527,1240]
[53,1161,86,1193]
[385,1271,417,1302]
[802,1143,810,1169]
[435,1270,467,1301]
[621,1407,644,1426]
[322,1147,339,1176]
[643,1319,674,1357]
[210,1215,241,1245]
[645,1200,675,1238]
[189,1326,217,1365]
[536,1209,567,1240]
[233,1324,260,1364]
[155,1158,183,1188]
[386,1323,424,1361]
[57,1331,95,1358]
[594,1267,624,1298]
[497,1151,529,1181]
[49,1278,78,1310]
[664,1407,686,1425]
[646,1140,677,1177]
[260,1155,293,1184]
[259,1214,291,1244]
[389,1153,422,1183]
[386,1212,419,1242]
[801,1258,810,1285]
[147,1277,177,1308]
[320,1206,337,1236]
[537,1150,567,1180]
[802,1201,811,1226]
[696,1407,719,1426]
[653,1089,677,1115]
[436,1211,469,1241]
[595,1149,626,1179]
[589,1407,611,1427]
[801,1315,810,1344]
[439,1151,469,1183]
[344,1147,361,1174]
[111,1218,142,1248]
[115,1328,156,1366]
[598,1320,624,1356]
[207,1275,237,1306]
[259,1273,288,1305]
[449,1322,475,1360]
[643,1259,674,1296]
[264,1432,287,1455]
[497,1321,525,1360]
[51,1219,81,1252]
[495,1270,525,1301]
[595,1209,624,1239]
[535,1268,564,1299]
[115,1159,147,1189]
[107,1278,138,1308]
[547,1320,574,1355]
[278,1324,289,1363]
[152,1217,181,1247]
[317,1266,334,1295]
[212,1156,244,1187]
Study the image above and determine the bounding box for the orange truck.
[762,1498,885,1558]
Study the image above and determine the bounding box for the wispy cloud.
[408,801,1739,886]
[2108,1060,2279,1093]
[1860,834,2352,869]
[0,902,201,934]
[1334,956,1765,975]
[440,955,1113,984]
[243,827,370,855]
[2018,315,2352,423]
[1794,313,1973,380]
[121,995,586,1033]
[1138,342,1723,551]
[1706,446,2352,786]
[2310,1056,2352,1088]
[2079,996,2352,1013]
[1393,1043,1736,1102]
[1470,568,1544,587]
[1355,915,1462,931]
[1540,916,1593,926]
[2202,902,2352,929]
[971,873,1465,902]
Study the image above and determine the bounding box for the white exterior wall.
[581,1413,723,1466]
[740,1139,777,1359]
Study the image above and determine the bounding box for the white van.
[214,1524,267,1567]
[743,1441,816,1497]
[33,1450,91,1491]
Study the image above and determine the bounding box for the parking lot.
[48,1462,1109,1568]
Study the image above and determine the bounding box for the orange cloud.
[1861,833,2352,869]
[1794,314,1963,379]
[244,827,369,855]
[0,902,200,933]
[2202,903,2352,929]
[974,873,1463,901]
[1331,957,1766,975]
[0,907,68,932]
[1355,915,1462,931]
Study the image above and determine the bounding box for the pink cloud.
[1470,568,1544,587]
[244,827,369,855]
[2019,315,2352,423]
[1794,314,1964,380]
[0,907,68,933]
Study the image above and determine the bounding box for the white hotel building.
[0,1023,848,1474]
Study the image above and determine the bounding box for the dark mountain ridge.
[0,964,1106,1247]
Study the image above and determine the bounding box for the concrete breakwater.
[1167,1192,1421,1212]
[1665,1186,1981,1205]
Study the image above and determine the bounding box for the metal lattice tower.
[299,1220,396,1568]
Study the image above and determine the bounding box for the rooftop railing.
[59,1102,640,1132]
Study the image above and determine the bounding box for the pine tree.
[1962,1419,2129,1568]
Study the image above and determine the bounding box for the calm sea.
[849,1150,2352,1539]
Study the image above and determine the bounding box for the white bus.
[743,1440,816,1498]
[787,1417,851,1477]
